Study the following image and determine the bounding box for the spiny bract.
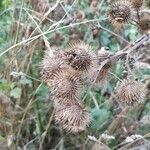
[64,41,95,72]
[116,79,146,105]
[40,47,65,84]
[51,70,83,99]
[54,103,91,133]
[109,1,132,27]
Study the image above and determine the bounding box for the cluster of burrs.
[41,42,96,133]
[40,40,146,133]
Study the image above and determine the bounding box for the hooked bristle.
[108,1,132,28]
[51,70,83,99]
[40,47,66,84]
[54,103,91,133]
[64,41,94,72]
[116,79,146,105]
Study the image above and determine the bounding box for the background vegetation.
[0,0,150,149]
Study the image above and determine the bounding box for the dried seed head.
[74,10,85,21]
[51,70,83,99]
[30,0,50,13]
[40,47,65,84]
[0,93,12,117]
[116,79,146,105]
[138,17,150,33]
[90,0,98,12]
[109,1,131,27]
[64,41,94,72]
[54,103,91,133]
[130,0,143,9]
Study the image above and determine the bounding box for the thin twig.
[0,18,107,57]
[96,20,129,44]
[82,34,150,102]
[89,91,99,110]
[38,111,54,150]
[16,83,43,147]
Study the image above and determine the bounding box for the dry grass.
[0,0,149,149]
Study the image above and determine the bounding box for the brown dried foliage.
[96,62,113,84]
[138,17,150,33]
[0,93,12,117]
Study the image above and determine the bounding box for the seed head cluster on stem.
[41,41,95,133]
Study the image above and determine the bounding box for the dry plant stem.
[4,47,22,74]
[24,137,39,150]
[48,0,77,31]
[44,0,61,18]
[38,111,54,150]
[113,35,150,59]
[136,8,140,22]
[99,0,105,14]
[82,59,109,102]
[109,71,122,82]
[82,138,89,150]
[82,34,149,102]
[89,91,99,110]
[24,9,51,50]
[18,0,74,51]
[112,138,144,150]
[14,0,25,44]
[25,41,37,74]
[137,98,149,121]
[118,134,149,150]
[54,138,64,150]
[125,52,133,76]
[19,40,37,71]
[0,18,114,58]
[88,136,111,150]
[141,10,150,14]
[97,23,129,44]
[15,83,43,148]
[108,106,129,134]
[8,1,25,78]
[60,2,72,20]
[29,0,76,39]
